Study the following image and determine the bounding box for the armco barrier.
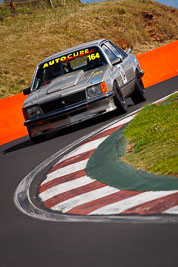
[137,40,178,88]
[0,41,177,145]
[0,93,27,145]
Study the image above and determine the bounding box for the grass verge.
[0,0,178,98]
[122,92,178,177]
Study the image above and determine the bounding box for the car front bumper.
[25,92,116,137]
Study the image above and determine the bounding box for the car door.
[104,41,135,96]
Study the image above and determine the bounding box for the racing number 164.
[87,53,100,61]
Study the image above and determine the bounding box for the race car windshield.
[33,46,107,89]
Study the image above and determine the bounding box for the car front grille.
[40,90,86,114]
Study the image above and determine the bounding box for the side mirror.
[23,87,31,95]
[112,57,123,66]
[140,70,144,78]
[125,48,132,54]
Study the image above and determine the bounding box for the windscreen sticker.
[87,52,100,61]
[43,49,94,69]
[91,78,99,82]
[92,70,103,76]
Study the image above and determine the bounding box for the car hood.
[23,66,108,107]
[45,67,108,94]
[46,70,85,94]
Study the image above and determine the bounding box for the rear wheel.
[131,71,146,104]
[113,81,127,114]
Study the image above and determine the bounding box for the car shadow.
[49,98,134,141]
[2,138,32,154]
[2,111,119,154]
[47,110,118,140]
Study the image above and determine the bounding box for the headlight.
[87,84,102,98]
[23,105,43,120]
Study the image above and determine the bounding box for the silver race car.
[23,39,146,143]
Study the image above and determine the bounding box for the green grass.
[0,0,177,99]
[122,93,178,177]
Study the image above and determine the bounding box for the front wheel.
[27,127,46,144]
[113,81,127,114]
[30,135,46,144]
[131,71,146,104]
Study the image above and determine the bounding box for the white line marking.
[54,136,109,166]
[52,186,120,213]
[40,176,95,201]
[163,206,178,214]
[106,115,135,130]
[89,191,178,215]
[152,91,178,104]
[42,159,88,185]
[53,115,135,167]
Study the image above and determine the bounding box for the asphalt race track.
[1,76,178,267]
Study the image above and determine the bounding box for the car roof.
[40,39,107,65]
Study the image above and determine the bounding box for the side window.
[116,46,128,58]
[107,42,128,59]
[105,42,124,59]
[101,44,117,61]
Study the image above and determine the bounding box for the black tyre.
[27,127,46,144]
[113,81,127,114]
[30,135,46,144]
[131,71,146,104]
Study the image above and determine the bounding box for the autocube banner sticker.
[43,49,94,69]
